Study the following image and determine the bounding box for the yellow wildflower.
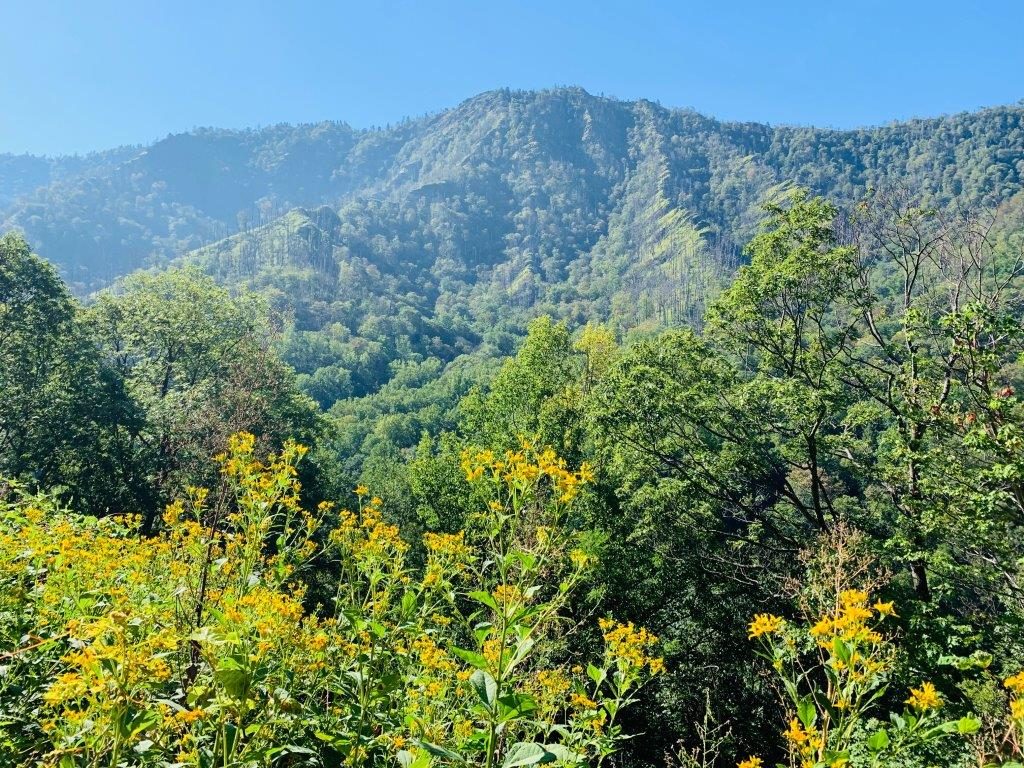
[493,584,524,607]
[748,613,784,639]
[569,548,594,569]
[809,617,833,638]
[873,600,896,616]
[412,635,455,672]
[175,708,206,724]
[570,692,598,710]
[537,669,571,697]
[839,589,868,607]
[783,718,809,744]
[423,531,470,557]
[1005,671,1024,694]
[1011,698,1024,721]
[602,620,660,671]
[906,682,942,711]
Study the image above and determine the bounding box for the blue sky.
[3,0,1023,155]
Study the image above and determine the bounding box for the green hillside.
[4,88,1023,297]
[9,88,1023,473]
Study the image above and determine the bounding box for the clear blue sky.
[3,0,1023,156]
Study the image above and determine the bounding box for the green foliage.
[0,233,137,512]
[461,317,585,458]
[4,91,1023,443]
[0,240,334,524]
[85,268,326,524]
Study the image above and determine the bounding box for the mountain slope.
[186,89,1024,338]
[5,86,1024,480]
[3,88,1023,296]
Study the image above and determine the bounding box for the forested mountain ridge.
[4,87,1023,297]
[6,88,1024,478]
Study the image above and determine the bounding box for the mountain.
[3,88,1023,297]
[4,87,1024,432]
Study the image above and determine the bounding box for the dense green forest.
[8,88,1022,477]
[4,89,1024,767]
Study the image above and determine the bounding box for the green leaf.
[469,590,500,613]
[280,745,317,755]
[497,692,538,721]
[781,677,800,707]
[506,637,536,672]
[502,742,551,768]
[154,697,187,713]
[797,695,816,730]
[401,590,417,617]
[214,667,249,704]
[470,669,498,707]
[398,750,431,768]
[419,741,467,764]
[314,731,350,747]
[541,744,582,763]
[866,729,889,751]
[832,637,852,665]
[957,715,982,734]
[214,659,250,699]
[451,647,489,670]
[509,551,537,570]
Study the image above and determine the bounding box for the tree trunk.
[911,559,931,602]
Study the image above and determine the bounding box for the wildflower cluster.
[983,671,1024,763]
[460,440,595,506]
[445,439,661,768]
[1007,672,1024,722]
[0,434,658,768]
[748,613,785,639]
[743,588,978,768]
[906,681,943,713]
[600,619,664,678]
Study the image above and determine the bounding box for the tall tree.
[86,269,324,529]
[0,233,136,511]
